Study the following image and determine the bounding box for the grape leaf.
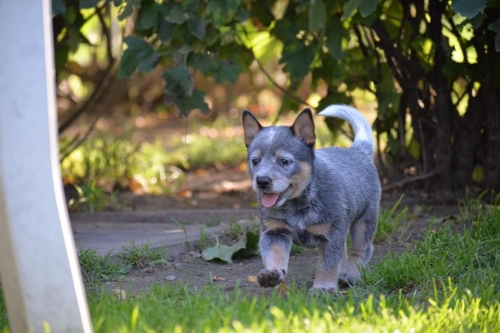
[452,0,486,19]
[489,19,500,51]
[325,17,348,60]
[118,37,159,78]
[309,0,326,32]
[280,43,316,82]
[79,0,99,9]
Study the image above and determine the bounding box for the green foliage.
[201,231,259,264]
[61,137,185,195]
[67,182,118,213]
[112,0,252,114]
[166,130,246,170]
[120,240,168,267]
[376,195,408,243]
[78,247,130,292]
[0,290,6,329]
[452,0,487,19]
[368,203,500,300]
[54,0,500,191]
[118,36,159,78]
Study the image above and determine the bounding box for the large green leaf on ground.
[202,231,259,264]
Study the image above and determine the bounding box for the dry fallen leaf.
[213,275,227,281]
[114,289,127,300]
[279,282,286,297]
[188,251,201,258]
[177,190,193,198]
[247,275,258,283]
[196,169,207,177]
[142,267,157,273]
[237,162,247,172]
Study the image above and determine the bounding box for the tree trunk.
[429,0,453,190]
[478,26,500,190]
[452,89,484,189]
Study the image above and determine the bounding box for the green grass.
[2,199,500,331]
[78,247,131,293]
[120,240,168,268]
[166,132,246,170]
[61,137,186,195]
[67,182,118,212]
[375,195,409,243]
[85,197,500,332]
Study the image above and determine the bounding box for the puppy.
[242,104,381,291]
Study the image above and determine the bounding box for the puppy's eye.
[251,158,260,166]
[280,158,291,166]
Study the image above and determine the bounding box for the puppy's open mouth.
[261,193,280,207]
[261,185,293,208]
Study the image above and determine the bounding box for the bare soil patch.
[106,167,462,296]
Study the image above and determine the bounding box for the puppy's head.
[242,109,316,208]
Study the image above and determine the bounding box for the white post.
[0,0,92,332]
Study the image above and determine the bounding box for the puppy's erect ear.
[292,108,315,148]
[242,110,262,147]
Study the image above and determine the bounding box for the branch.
[254,58,313,108]
[60,111,103,162]
[58,5,116,135]
[382,170,437,191]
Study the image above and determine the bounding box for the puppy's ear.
[242,110,262,147]
[292,108,315,148]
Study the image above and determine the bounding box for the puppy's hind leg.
[311,234,345,292]
[340,205,379,285]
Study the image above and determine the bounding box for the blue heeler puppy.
[242,104,381,291]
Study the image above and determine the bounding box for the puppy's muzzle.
[256,176,272,189]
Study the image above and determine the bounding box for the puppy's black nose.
[256,176,272,189]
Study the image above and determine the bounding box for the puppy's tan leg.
[340,206,378,284]
[311,236,345,291]
[258,219,292,288]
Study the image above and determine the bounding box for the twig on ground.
[382,170,437,191]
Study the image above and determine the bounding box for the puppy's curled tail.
[318,104,374,156]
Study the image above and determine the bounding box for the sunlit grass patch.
[86,196,500,332]
[61,137,185,197]
[376,195,409,243]
[85,278,500,333]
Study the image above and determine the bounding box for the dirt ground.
[106,167,462,297]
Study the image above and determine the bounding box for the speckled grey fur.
[242,104,381,291]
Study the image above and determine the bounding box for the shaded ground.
[102,167,462,297]
[117,166,255,211]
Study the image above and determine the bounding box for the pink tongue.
[262,193,279,207]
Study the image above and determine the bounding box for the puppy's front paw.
[257,269,285,288]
